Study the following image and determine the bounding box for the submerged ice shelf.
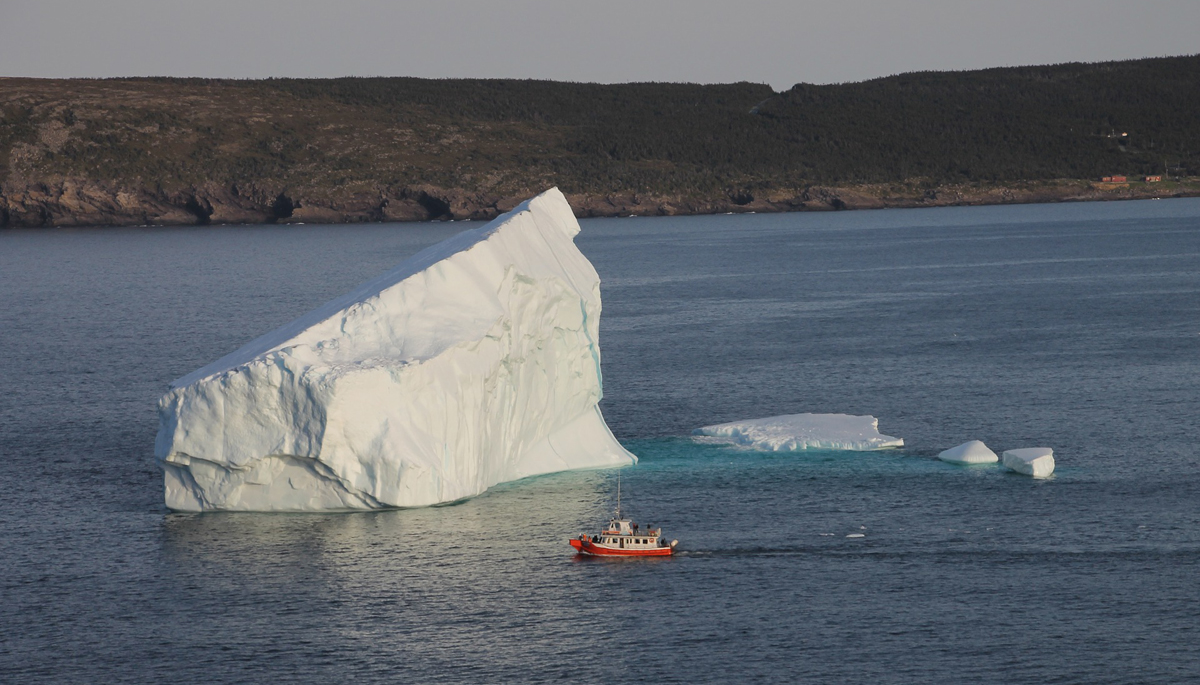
[694,413,903,451]
[155,188,634,512]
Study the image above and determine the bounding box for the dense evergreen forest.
[754,57,1198,183]
[1,54,1197,226]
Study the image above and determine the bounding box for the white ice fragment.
[694,413,903,451]
[1002,447,1055,478]
[937,440,999,465]
[155,188,635,512]
[846,533,865,538]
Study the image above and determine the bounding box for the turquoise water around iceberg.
[2,198,1199,683]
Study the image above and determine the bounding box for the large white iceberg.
[1002,448,1055,478]
[937,440,999,465]
[155,188,635,511]
[694,413,903,451]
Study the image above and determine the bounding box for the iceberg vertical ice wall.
[155,188,635,511]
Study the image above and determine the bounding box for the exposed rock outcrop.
[2,178,1197,228]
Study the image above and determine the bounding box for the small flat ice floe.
[1002,448,1055,478]
[694,413,903,451]
[937,440,999,465]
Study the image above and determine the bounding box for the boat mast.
[616,468,621,519]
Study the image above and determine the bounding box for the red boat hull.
[570,539,673,556]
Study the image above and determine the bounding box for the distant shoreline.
[3,178,1197,229]
[4,57,1197,228]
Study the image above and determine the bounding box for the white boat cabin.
[589,518,667,549]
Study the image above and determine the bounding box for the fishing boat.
[569,471,678,556]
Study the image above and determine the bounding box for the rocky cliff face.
[0,180,524,227]
[3,177,1195,228]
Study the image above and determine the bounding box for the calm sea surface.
[2,199,1199,683]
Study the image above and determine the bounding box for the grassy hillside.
[1,55,1197,226]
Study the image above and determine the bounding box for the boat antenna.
[616,468,622,519]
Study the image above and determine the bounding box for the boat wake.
[675,546,823,558]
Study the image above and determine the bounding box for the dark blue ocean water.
[2,199,1199,683]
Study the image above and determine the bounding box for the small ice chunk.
[937,440,999,465]
[1002,448,1055,478]
[846,533,865,538]
[694,413,903,451]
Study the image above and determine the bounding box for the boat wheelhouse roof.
[603,518,660,535]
